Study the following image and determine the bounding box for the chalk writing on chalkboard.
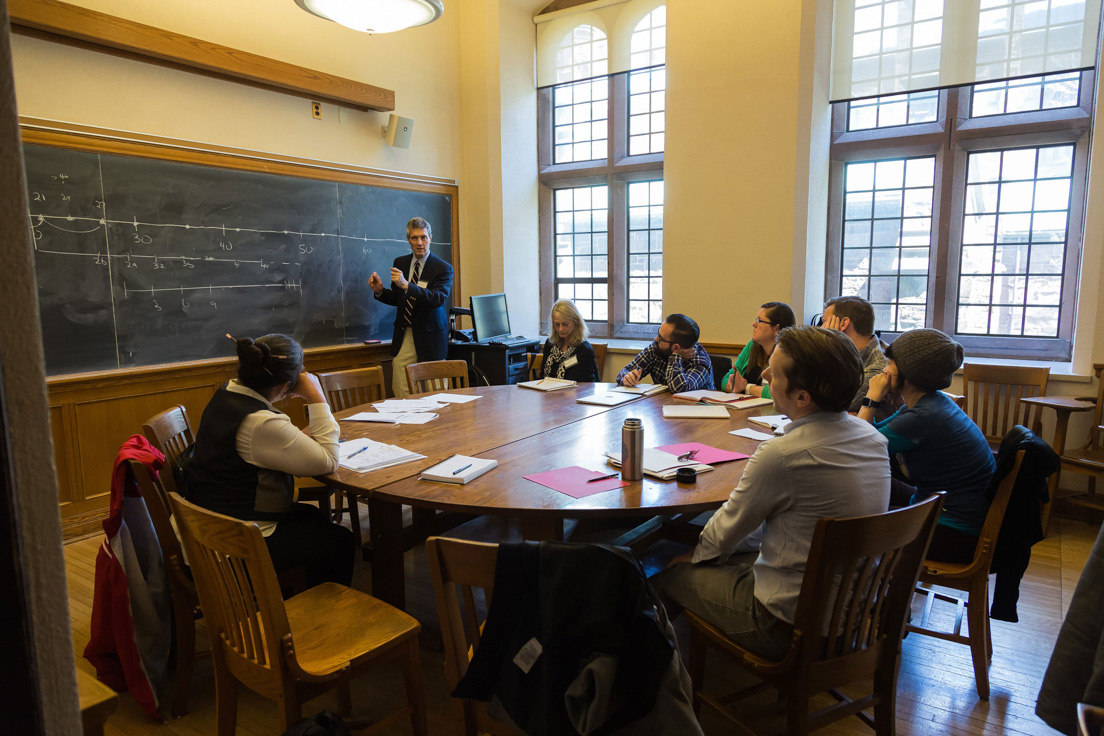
[24,144,454,376]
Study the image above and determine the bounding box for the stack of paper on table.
[576,391,637,406]
[673,390,758,405]
[604,448,714,480]
[729,427,776,441]
[344,411,438,425]
[425,393,481,404]
[338,438,425,472]
[518,377,576,391]
[420,454,497,484]
[726,397,774,409]
[373,399,447,412]
[610,383,668,396]
[662,404,730,419]
[747,414,791,434]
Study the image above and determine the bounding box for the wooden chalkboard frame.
[20,119,462,360]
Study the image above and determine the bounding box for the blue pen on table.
[347,445,369,459]
[452,463,473,475]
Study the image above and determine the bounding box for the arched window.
[552,25,609,164]
[628,7,665,156]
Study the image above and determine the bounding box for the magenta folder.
[655,442,748,465]
[523,466,629,499]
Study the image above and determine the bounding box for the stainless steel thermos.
[622,418,644,481]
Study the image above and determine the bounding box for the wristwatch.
[861,396,883,409]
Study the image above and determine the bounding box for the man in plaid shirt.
[616,313,713,393]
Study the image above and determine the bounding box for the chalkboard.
[23,143,454,375]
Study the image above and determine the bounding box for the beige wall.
[12,0,463,180]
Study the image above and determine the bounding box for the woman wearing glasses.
[720,302,796,398]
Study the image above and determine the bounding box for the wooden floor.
[65,513,1098,735]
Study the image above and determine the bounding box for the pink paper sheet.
[523,466,628,499]
[655,442,749,465]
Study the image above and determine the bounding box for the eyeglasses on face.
[753,318,777,327]
[655,335,674,345]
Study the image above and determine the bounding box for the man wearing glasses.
[616,313,713,392]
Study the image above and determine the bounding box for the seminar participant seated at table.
[653,326,890,660]
[821,295,900,420]
[541,298,600,382]
[720,302,796,398]
[858,328,996,564]
[183,334,355,588]
[616,313,713,392]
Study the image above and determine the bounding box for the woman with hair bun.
[184,334,355,588]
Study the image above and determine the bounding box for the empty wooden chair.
[1024,362,1103,523]
[318,366,386,410]
[315,366,387,544]
[591,342,608,379]
[406,359,470,394]
[906,449,1027,700]
[141,404,195,495]
[526,352,544,381]
[962,364,1050,450]
[169,493,427,736]
[687,494,942,735]
[426,537,514,736]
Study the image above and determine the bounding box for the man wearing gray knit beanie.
[857,327,995,564]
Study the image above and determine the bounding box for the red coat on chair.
[83,435,171,720]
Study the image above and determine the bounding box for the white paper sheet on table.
[372,400,446,412]
[345,412,438,425]
[338,437,425,472]
[729,428,775,441]
[426,393,481,404]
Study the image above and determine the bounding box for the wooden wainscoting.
[49,342,393,538]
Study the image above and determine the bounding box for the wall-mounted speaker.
[382,114,414,149]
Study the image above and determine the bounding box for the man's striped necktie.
[404,259,422,325]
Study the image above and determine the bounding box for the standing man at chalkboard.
[369,217,453,396]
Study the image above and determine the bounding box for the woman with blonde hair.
[541,299,600,382]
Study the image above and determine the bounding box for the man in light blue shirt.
[653,326,891,660]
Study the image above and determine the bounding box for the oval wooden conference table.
[317,383,778,610]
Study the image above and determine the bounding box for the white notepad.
[577,392,636,406]
[611,383,668,396]
[338,438,425,472]
[420,454,498,484]
[518,377,576,391]
[747,414,791,434]
[662,404,730,419]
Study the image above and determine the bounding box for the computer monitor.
[470,293,511,342]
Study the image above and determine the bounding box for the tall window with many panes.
[539,6,666,339]
[827,69,1091,359]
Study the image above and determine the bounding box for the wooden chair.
[686,494,943,735]
[591,342,608,379]
[127,459,205,719]
[315,367,388,545]
[141,404,195,496]
[425,537,515,736]
[526,352,544,381]
[406,359,470,394]
[1025,362,1104,523]
[906,449,1027,700]
[169,493,427,736]
[962,364,1050,450]
[1080,702,1104,736]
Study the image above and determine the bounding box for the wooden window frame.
[826,73,1094,360]
[538,71,664,340]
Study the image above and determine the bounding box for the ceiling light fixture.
[295,0,444,34]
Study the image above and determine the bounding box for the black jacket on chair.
[453,541,701,736]
[988,425,1059,622]
[374,252,453,362]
